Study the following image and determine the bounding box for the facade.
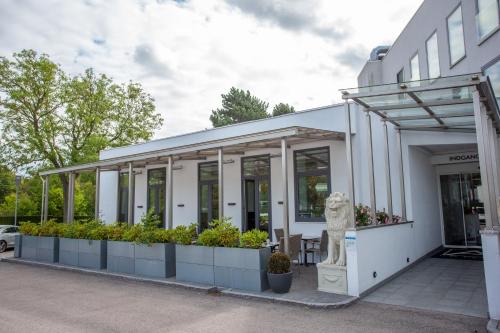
[37,0,500,323]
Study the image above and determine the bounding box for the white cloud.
[0,0,423,138]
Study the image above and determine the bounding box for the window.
[426,32,440,79]
[294,147,331,222]
[147,168,166,228]
[117,172,129,222]
[484,57,500,104]
[410,53,420,81]
[396,69,404,83]
[198,162,219,231]
[447,5,466,66]
[476,0,500,40]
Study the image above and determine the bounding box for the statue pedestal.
[317,262,347,295]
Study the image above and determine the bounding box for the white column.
[281,138,290,255]
[40,177,45,224]
[218,148,224,220]
[167,155,174,229]
[43,175,49,222]
[127,162,135,226]
[344,102,355,213]
[67,172,75,223]
[95,167,100,220]
[396,129,407,221]
[365,112,377,222]
[383,121,393,221]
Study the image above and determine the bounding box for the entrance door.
[440,172,484,247]
[147,168,166,228]
[199,162,219,232]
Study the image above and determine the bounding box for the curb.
[1,257,358,309]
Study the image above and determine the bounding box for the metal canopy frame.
[341,73,500,228]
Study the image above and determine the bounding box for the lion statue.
[322,192,353,266]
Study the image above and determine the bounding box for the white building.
[39,0,500,323]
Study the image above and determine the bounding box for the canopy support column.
[396,129,407,221]
[281,137,290,255]
[167,155,174,229]
[345,102,355,217]
[67,172,75,223]
[365,112,377,222]
[383,121,393,222]
[127,163,135,226]
[95,167,100,220]
[43,176,49,223]
[218,148,224,220]
[473,88,499,228]
[40,177,46,224]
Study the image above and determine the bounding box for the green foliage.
[19,221,40,236]
[267,252,291,274]
[61,220,107,240]
[121,210,173,245]
[173,224,197,245]
[197,217,239,247]
[37,220,65,237]
[210,87,269,127]
[240,229,268,249]
[106,222,129,241]
[0,165,15,203]
[272,103,295,116]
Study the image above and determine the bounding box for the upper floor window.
[476,0,500,40]
[426,32,440,79]
[396,69,404,83]
[484,57,500,104]
[447,5,466,66]
[410,54,420,81]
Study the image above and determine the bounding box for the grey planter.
[267,271,293,293]
[107,241,135,274]
[59,238,79,266]
[20,235,59,263]
[175,245,215,285]
[14,235,21,258]
[214,247,271,292]
[134,243,176,278]
[78,239,107,269]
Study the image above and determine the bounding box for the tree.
[0,165,15,204]
[210,87,269,127]
[272,103,295,116]
[0,50,163,221]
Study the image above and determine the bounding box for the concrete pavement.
[0,260,488,333]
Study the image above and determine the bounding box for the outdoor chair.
[274,228,284,242]
[304,230,328,265]
[279,234,303,274]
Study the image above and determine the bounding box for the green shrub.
[240,229,268,249]
[173,224,197,245]
[197,217,239,248]
[121,210,174,245]
[38,220,65,237]
[106,223,129,241]
[19,222,40,236]
[267,252,291,274]
[61,220,107,240]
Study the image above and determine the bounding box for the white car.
[0,225,20,253]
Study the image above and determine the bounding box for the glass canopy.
[341,73,500,133]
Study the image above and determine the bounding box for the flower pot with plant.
[267,252,293,293]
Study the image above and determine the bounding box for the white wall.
[99,171,118,223]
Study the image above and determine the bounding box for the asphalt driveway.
[0,260,487,333]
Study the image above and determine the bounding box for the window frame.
[197,161,219,232]
[475,0,500,44]
[116,171,129,223]
[396,68,404,83]
[425,30,441,79]
[293,146,332,223]
[446,3,467,68]
[146,167,167,228]
[482,54,500,103]
[410,52,420,81]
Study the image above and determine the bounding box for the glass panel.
[383,107,430,118]
[442,116,476,126]
[476,0,500,39]
[295,148,329,173]
[461,173,483,246]
[200,184,209,231]
[297,175,329,220]
[440,174,466,246]
[414,87,471,102]
[148,169,166,227]
[199,162,218,182]
[245,180,256,230]
[358,93,415,108]
[258,180,270,234]
[426,32,440,79]
[397,118,442,127]
[212,184,219,222]
[410,54,420,81]
[243,156,270,177]
[431,103,474,116]
[485,58,500,104]
[447,5,466,65]
[118,173,129,222]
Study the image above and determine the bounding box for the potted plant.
[267,252,293,293]
[18,220,62,263]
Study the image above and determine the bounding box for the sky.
[0,0,423,138]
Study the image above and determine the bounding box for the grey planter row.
[175,245,271,292]
[59,238,107,270]
[17,235,59,263]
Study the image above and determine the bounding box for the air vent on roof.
[369,45,391,61]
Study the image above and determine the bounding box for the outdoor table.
[302,235,320,266]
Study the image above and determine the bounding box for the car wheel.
[0,241,6,253]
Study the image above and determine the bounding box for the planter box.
[20,235,59,263]
[14,235,21,258]
[107,241,135,274]
[214,247,271,292]
[175,245,271,291]
[59,238,107,269]
[135,243,175,278]
[175,245,215,285]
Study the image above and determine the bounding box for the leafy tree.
[0,50,163,221]
[210,87,269,127]
[272,103,295,116]
[0,165,15,204]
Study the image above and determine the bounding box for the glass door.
[147,168,166,228]
[199,162,219,232]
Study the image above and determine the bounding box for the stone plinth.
[317,262,347,295]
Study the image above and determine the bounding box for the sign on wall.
[430,151,479,165]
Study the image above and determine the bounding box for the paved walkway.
[363,258,488,318]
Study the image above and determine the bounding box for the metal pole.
[127,163,135,226]
[43,176,49,223]
[383,121,393,222]
[67,173,75,223]
[95,167,100,221]
[344,102,355,215]
[396,129,407,221]
[365,112,377,223]
[218,148,224,220]
[14,175,20,226]
[167,156,173,229]
[281,138,290,255]
[472,89,497,228]
[40,177,45,224]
